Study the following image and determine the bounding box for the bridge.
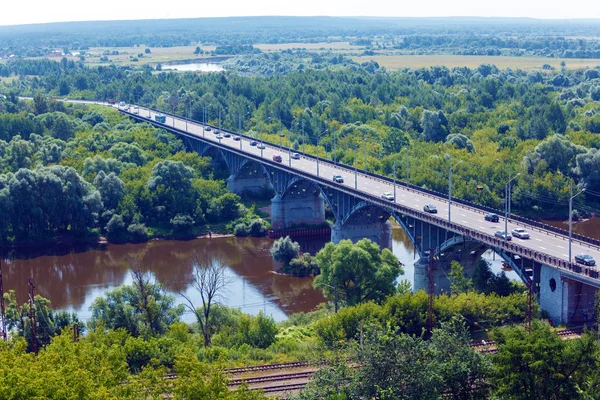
[107,103,600,325]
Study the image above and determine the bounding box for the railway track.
[229,371,314,387]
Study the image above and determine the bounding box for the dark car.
[205,126,212,131]
[424,204,437,213]
[273,155,282,163]
[485,213,499,222]
[250,141,257,146]
[575,254,596,266]
[494,231,512,241]
[333,175,344,183]
[233,136,241,141]
[223,132,231,138]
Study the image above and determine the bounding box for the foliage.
[270,236,300,266]
[313,239,403,306]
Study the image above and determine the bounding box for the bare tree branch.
[178,251,231,346]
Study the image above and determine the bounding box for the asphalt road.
[25,98,598,268]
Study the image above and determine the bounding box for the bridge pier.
[331,220,393,250]
[270,193,326,230]
[539,265,597,325]
[226,174,272,196]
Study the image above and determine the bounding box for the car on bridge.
[216,134,224,140]
[333,175,344,183]
[223,132,231,138]
[119,101,126,107]
[205,126,212,131]
[382,192,395,201]
[257,143,266,149]
[575,254,596,266]
[233,136,241,141]
[250,141,257,146]
[485,213,499,222]
[273,155,282,163]
[495,231,512,240]
[291,153,301,160]
[511,228,530,239]
[423,204,437,213]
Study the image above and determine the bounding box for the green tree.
[314,239,403,306]
[490,321,598,400]
[449,261,473,295]
[270,236,300,266]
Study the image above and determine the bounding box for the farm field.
[254,41,362,52]
[352,54,600,71]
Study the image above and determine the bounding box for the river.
[161,63,224,72]
[0,226,515,323]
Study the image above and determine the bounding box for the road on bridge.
[29,98,599,270]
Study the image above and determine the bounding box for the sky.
[1,0,600,27]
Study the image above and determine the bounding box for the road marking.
[556,245,564,249]
[563,254,569,258]
[461,220,468,224]
[461,214,466,217]
[480,226,486,230]
[540,247,546,250]
[535,238,542,241]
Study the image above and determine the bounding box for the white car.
[511,228,530,239]
[118,101,126,107]
[257,143,266,149]
[291,153,301,160]
[382,192,394,201]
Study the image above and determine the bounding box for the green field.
[352,54,600,71]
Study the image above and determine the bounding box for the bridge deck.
[117,104,600,280]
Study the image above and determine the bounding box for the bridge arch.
[226,159,273,197]
[270,177,328,230]
[332,201,393,249]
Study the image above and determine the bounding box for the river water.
[0,226,514,323]
[161,63,224,72]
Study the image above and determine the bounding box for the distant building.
[49,50,64,57]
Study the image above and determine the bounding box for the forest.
[0,96,267,244]
[2,17,600,59]
[2,57,600,220]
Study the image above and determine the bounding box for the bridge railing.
[125,106,600,253]
[126,109,600,281]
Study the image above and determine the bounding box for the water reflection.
[1,237,325,323]
[1,225,522,324]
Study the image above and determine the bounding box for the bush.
[234,223,250,237]
[127,223,149,242]
[105,214,126,242]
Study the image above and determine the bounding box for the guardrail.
[123,108,600,282]
[119,107,600,260]
[135,104,600,251]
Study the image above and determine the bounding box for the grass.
[352,54,600,71]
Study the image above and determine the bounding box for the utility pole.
[363,137,367,171]
[0,259,6,341]
[569,183,585,264]
[302,120,305,153]
[427,248,435,338]
[526,281,533,333]
[447,156,463,223]
[504,173,520,236]
[333,130,337,164]
[316,135,320,177]
[28,277,38,354]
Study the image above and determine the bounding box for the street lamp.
[318,277,339,313]
[203,103,212,137]
[569,184,585,264]
[238,110,251,150]
[363,136,367,171]
[316,129,328,177]
[393,159,397,204]
[447,156,463,223]
[504,173,520,236]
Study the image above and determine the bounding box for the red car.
[273,155,282,163]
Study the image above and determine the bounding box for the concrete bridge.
[118,104,600,325]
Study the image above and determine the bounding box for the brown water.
[0,237,325,323]
[0,224,518,324]
[539,217,600,240]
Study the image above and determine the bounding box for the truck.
[107,99,116,105]
[154,114,166,123]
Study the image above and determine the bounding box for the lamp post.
[316,129,328,177]
[447,156,463,223]
[203,103,211,137]
[333,130,337,164]
[504,173,521,236]
[393,159,397,204]
[363,136,367,171]
[569,184,585,264]
[319,277,339,313]
[238,110,250,150]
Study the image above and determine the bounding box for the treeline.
[0,99,260,244]
[4,59,600,217]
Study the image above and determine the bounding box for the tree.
[179,253,231,346]
[51,113,75,141]
[93,171,125,210]
[490,321,598,399]
[382,128,409,155]
[449,261,473,294]
[144,48,151,54]
[89,267,183,337]
[445,133,474,152]
[421,109,449,142]
[194,46,201,55]
[270,236,300,266]
[33,93,48,115]
[314,239,403,306]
